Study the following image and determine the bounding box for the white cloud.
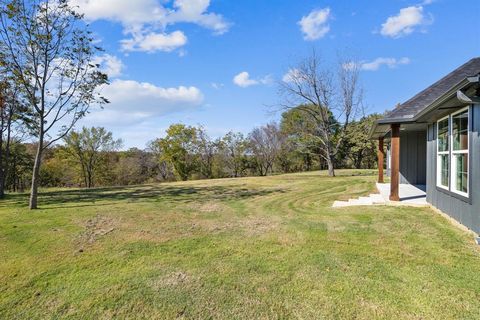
[360,57,411,71]
[90,79,204,125]
[282,68,302,83]
[343,57,411,72]
[233,72,272,88]
[166,0,231,35]
[70,0,230,52]
[211,82,224,89]
[92,54,124,78]
[380,6,431,38]
[298,8,331,41]
[120,31,187,53]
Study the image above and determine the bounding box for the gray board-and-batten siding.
[426,104,480,235]
[385,131,427,185]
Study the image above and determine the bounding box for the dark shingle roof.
[381,57,480,122]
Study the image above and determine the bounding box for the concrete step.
[369,194,386,204]
[358,197,374,205]
[332,201,350,207]
[333,194,385,208]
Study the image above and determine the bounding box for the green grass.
[1,170,479,319]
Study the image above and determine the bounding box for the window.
[437,117,449,189]
[436,107,470,197]
[451,109,469,195]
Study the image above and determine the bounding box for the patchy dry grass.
[1,170,479,319]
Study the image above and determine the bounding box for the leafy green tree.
[196,126,217,179]
[0,76,27,197]
[39,147,76,187]
[63,127,122,188]
[280,104,340,171]
[280,105,321,171]
[0,0,108,208]
[156,124,199,181]
[5,141,33,192]
[148,140,175,181]
[341,114,381,169]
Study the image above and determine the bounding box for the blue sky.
[72,0,480,149]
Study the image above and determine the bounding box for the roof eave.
[369,75,480,140]
[378,77,477,125]
[413,77,478,121]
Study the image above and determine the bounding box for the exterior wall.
[399,131,427,185]
[426,104,480,234]
[385,131,426,184]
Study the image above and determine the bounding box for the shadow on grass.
[1,184,286,210]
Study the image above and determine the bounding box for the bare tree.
[279,50,362,176]
[220,131,248,178]
[0,0,108,208]
[249,122,283,176]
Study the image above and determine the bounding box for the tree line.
[3,111,380,191]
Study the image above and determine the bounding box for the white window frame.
[435,106,470,197]
[450,107,470,197]
[436,115,450,190]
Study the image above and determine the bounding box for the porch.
[376,183,427,206]
[372,122,428,202]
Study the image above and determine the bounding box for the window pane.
[453,154,468,194]
[453,110,468,150]
[437,118,449,152]
[438,154,449,187]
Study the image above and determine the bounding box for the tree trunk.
[29,139,44,209]
[0,169,5,198]
[355,152,363,169]
[326,156,335,177]
[1,120,13,198]
[86,168,93,188]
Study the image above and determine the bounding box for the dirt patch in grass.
[191,202,226,213]
[150,271,193,290]
[241,216,281,236]
[75,215,117,248]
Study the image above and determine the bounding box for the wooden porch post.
[390,124,400,201]
[378,137,384,183]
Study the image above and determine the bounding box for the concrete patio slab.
[376,183,427,206]
[332,183,428,208]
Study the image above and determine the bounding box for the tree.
[0,82,17,198]
[63,127,121,188]
[148,140,175,181]
[39,147,76,187]
[219,131,248,178]
[0,0,108,208]
[5,141,33,192]
[281,105,325,171]
[113,148,159,185]
[279,51,362,176]
[196,126,217,179]
[248,122,283,176]
[342,114,381,169]
[157,124,199,181]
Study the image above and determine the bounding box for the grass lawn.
[1,170,480,319]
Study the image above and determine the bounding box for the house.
[370,57,480,234]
